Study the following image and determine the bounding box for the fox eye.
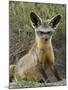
[37,31,44,35]
[37,31,52,35]
[40,31,44,34]
[46,31,52,34]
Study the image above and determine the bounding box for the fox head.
[30,12,61,41]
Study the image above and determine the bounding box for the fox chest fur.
[35,36,55,68]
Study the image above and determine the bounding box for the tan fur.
[36,36,55,68]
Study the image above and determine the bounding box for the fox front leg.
[51,65,62,81]
[37,64,50,83]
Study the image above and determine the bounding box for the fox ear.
[49,15,61,29]
[30,12,42,28]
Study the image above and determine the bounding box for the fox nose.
[45,38,48,41]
